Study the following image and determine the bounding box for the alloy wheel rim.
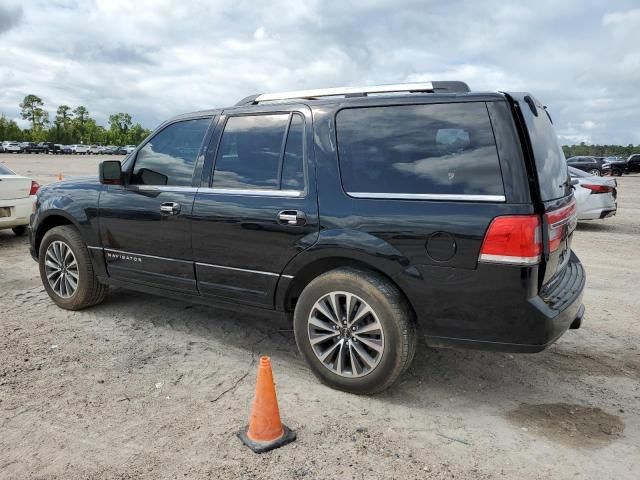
[307,291,384,378]
[45,241,79,298]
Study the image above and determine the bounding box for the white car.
[124,145,137,154]
[87,145,103,154]
[3,142,23,153]
[71,144,90,154]
[569,166,617,220]
[0,163,39,236]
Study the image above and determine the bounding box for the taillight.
[545,199,577,253]
[29,181,40,196]
[479,215,542,265]
[582,184,613,194]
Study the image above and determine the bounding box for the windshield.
[0,164,16,175]
[568,166,589,178]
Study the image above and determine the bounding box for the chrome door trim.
[346,192,506,202]
[196,261,293,279]
[104,248,191,263]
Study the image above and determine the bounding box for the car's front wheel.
[589,168,601,176]
[39,226,108,310]
[293,267,416,394]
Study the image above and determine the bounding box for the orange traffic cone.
[237,356,296,453]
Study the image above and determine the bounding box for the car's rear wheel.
[293,267,416,394]
[12,226,26,236]
[589,168,601,176]
[39,225,108,310]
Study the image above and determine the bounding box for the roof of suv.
[171,81,509,123]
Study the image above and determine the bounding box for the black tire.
[293,267,416,394]
[12,226,27,236]
[38,225,108,310]
[589,168,601,176]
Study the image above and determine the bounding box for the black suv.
[23,142,49,154]
[566,156,603,176]
[29,82,585,394]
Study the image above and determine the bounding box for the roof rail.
[235,81,470,106]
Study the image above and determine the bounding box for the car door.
[191,106,319,307]
[98,115,214,292]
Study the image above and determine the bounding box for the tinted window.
[281,114,305,190]
[213,114,306,191]
[518,97,569,201]
[336,102,504,196]
[0,164,15,175]
[131,118,210,186]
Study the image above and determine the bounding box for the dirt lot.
[1,154,639,479]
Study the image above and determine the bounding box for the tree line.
[0,94,152,146]
[562,143,638,158]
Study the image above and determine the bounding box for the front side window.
[336,102,504,197]
[212,113,305,191]
[130,117,211,186]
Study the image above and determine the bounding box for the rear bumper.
[0,196,35,230]
[402,252,586,353]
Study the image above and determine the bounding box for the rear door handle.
[278,210,306,226]
[160,202,181,215]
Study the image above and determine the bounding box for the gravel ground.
[1,154,639,479]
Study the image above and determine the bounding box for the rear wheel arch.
[280,256,417,320]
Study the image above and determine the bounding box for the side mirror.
[99,160,122,185]
[570,178,579,187]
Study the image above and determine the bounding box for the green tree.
[108,112,133,145]
[71,106,90,143]
[54,105,74,143]
[20,94,49,135]
[126,123,150,145]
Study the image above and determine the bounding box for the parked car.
[29,82,585,393]
[70,144,90,154]
[626,154,640,173]
[0,163,39,236]
[22,142,49,154]
[101,146,117,155]
[569,167,617,220]
[124,145,137,154]
[566,156,603,176]
[59,145,73,154]
[3,142,23,153]
[602,156,627,176]
[87,145,101,155]
[103,146,127,155]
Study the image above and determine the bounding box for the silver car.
[569,166,617,220]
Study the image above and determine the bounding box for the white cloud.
[0,0,639,144]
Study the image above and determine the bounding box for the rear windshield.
[336,102,504,197]
[0,164,15,175]
[519,97,570,201]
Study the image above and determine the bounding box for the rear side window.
[131,117,211,186]
[518,97,570,201]
[336,103,504,197]
[212,113,305,191]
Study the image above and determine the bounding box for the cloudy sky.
[1,0,639,144]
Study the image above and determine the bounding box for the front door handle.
[160,202,181,215]
[278,210,306,226]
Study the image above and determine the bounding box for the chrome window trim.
[127,185,199,193]
[196,261,293,278]
[198,187,304,197]
[346,192,506,202]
